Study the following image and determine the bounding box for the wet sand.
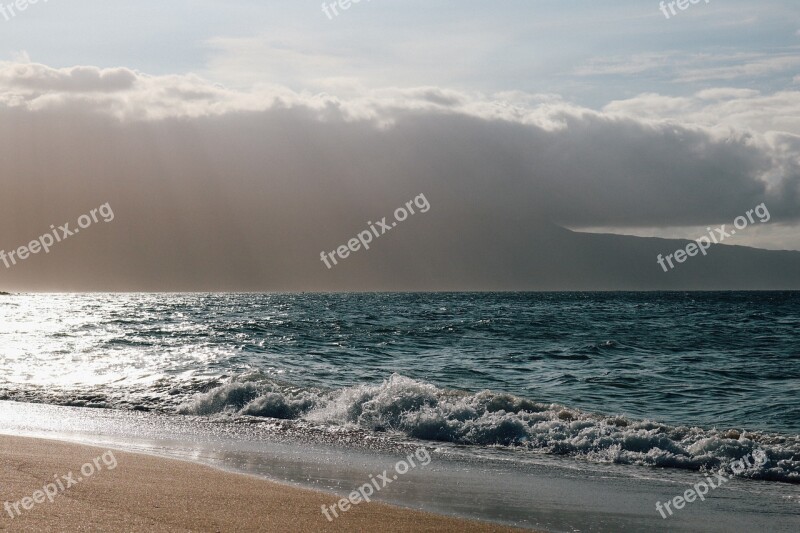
[0,435,529,532]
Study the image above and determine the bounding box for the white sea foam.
[177,374,800,482]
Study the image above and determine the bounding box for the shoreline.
[2,401,798,532]
[0,434,530,532]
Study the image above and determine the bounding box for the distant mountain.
[2,221,798,291]
[491,224,800,291]
[302,221,800,291]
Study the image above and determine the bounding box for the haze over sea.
[1,292,798,484]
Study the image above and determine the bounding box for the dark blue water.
[1,292,798,481]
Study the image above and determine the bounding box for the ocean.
[1,291,798,484]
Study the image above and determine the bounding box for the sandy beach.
[0,435,526,532]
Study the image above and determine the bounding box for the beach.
[1,293,799,532]
[2,400,798,532]
[0,434,526,532]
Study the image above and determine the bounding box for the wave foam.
[177,374,800,482]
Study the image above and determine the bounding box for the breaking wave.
[177,374,800,483]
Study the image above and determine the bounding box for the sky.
[1,0,799,290]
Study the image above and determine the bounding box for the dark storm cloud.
[0,63,798,290]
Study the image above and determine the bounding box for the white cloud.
[0,63,137,93]
[574,50,800,84]
[675,55,800,82]
[201,27,511,93]
[573,53,682,76]
[695,88,761,100]
[604,89,800,135]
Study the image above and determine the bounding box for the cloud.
[574,50,800,83]
[604,89,800,135]
[200,25,515,92]
[1,61,799,289]
[573,53,680,76]
[695,88,761,100]
[0,62,137,93]
[675,55,800,82]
